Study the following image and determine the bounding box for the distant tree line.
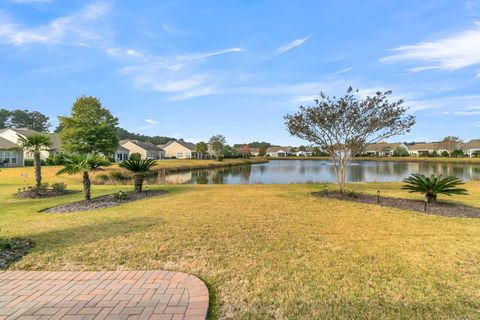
[0,108,51,132]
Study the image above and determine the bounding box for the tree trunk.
[34,152,42,187]
[134,174,144,193]
[83,172,91,201]
[426,193,437,203]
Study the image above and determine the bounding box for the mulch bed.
[42,190,167,213]
[16,189,80,199]
[313,191,480,218]
[0,238,33,269]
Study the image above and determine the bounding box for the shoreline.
[267,156,480,164]
[152,157,269,174]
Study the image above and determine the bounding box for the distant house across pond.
[160,139,200,159]
[0,128,60,167]
[266,147,292,157]
[362,142,405,157]
[120,139,164,160]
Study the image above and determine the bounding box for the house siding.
[163,142,194,159]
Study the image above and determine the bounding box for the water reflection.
[146,160,480,184]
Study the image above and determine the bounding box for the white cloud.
[380,22,480,72]
[145,119,158,125]
[274,37,309,56]
[176,47,244,60]
[0,1,111,46]
[126,49,143,57]
[10,0,50,3]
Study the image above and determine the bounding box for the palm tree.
[402,173,468,203]
[17,133,51,187]
[118,158,157,192]
[57,153,110,201]
[195,142,208,159]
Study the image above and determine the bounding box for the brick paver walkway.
[0,270,209,320]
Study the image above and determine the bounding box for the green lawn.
[1,166,480,319]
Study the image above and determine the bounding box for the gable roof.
[464,139,480,149]
[0,128,61,150]
[0,136,20,149]
[116,145,130,153]
[160,139,196,151]
[121,139,163,151]
[364,142,403,152]
[408,142,441,151]
[266,146,291,153]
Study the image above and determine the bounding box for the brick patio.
[0,270,209,320]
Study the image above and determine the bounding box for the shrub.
[113,191,129,200]
[96,174,110,182]
[452,150,465,157]
[45,152,67,165]
[129,153,141,161]
[217,155,224,162]
[440,151,450,157]
[109,171,130,181]
[402,173,468,203]
[393,146,410,157]
[24,159,34,166]
[345,190,358,198]
[52,182,67,193]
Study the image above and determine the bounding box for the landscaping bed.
[313,191,480,218]
[0,238,33,269]
[16,188,80,199]
[42,190,167,213]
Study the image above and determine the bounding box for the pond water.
[147,160,480,184]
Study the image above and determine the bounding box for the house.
[0,128,60,167]
[463,139,480,157]
[408,142,446,156]
[362,142,406,157]
[266,146,291,157]
[120,139,164,160]
[160,139,199,159]
[293,147,314,157]
[114,145,130,162]
[249,148,260,157]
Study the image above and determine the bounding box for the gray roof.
[121,139,163,151]
[1,128,61,150]
[266,146,291,153]
[464,139,480,149]
[161,140,196,151]
[116,145,130,153]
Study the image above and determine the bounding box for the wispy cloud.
[0,1,111,46]
[273,37,309,56]
[176,47,244,60]
[380,22,480,73]
[145,118,158,125]
[10,0,51,3]
[331,67,352,76]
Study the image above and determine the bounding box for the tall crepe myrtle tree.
[285,87,415,193]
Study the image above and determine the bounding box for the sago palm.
[118,158,157,192]
[17,133,51,187]
[57,153,110,201]
[402,173,468,203]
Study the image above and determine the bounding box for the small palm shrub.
[52,182,67,193]
[402,173,468,203]
[118,158,157,192]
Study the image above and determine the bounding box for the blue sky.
[0,0,479,145]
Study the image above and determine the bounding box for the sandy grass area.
[1,172,480,319]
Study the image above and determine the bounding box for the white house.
[408,142,446,156]
[114,145,130,162]
[293,147,314,157]
[266,146,291,157]
[463,139,480,157]
[362,142,406,157]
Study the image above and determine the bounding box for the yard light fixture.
[324,184,328,195]
[424,196,428,212]
[145,185,149,196]
[377,190,380,203]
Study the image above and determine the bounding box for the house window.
[176,152,183,158]
[11,153,17,164]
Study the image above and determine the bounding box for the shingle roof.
[364,142,402,152]
[266,146,291,153]
[1,128,61,150]
[121,139,163,151]
[0,137,20,149]
[161,140,196,151]
[408,142,441,151]
[464,139,480,149]
[116,145,129,153]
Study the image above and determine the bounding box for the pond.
[147,160,480,184]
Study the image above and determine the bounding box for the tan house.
[408,142,446,156]
[362,142,405,157]
[0,128,60,167]
[249,148,260,157]
[120,139,164,160]
[160,140,198,159]
[293,147,314,157]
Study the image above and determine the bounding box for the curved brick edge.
[166,271,210,320]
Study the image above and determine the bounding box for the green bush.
[217,155,224,162]
[45,152,67,165]
[402,173,468,203]
[109,171,130,181]
[440,151,449,157]
[129,153,141,161]
[452,150,465,157]
[52,182,67,193]
[113,191,129,200]
[24,159,34,166]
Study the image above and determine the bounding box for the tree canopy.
[285,87,415,193]
[0,108,51,132]
[58,96,119,155]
